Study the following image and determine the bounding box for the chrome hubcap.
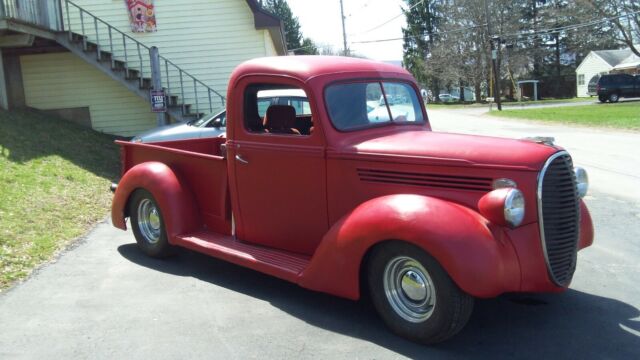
[137,199,161,244]
[383,256,436,323]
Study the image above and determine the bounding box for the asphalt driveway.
[1,110,639,359]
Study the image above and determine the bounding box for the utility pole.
[483,0,502,110]
[339,0,348,56]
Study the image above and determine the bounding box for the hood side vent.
[358,168,493,192]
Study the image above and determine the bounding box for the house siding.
[576,52,612,97]
[21,52,156,137]
[64,0,277,116]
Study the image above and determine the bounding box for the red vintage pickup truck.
[111,56,593,344]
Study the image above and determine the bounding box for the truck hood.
[336,130,560,171]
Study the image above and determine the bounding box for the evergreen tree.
[262,0,318,55]
[402,0,443,100]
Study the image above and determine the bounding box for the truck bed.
[116,137,231,234]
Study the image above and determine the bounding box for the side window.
[623,74,634,84]
[243,85,313,136]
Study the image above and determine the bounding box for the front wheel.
[128,189,174,258]
[368,242,474,344]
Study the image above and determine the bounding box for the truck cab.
[111,56,594,344]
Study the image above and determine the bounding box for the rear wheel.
[598,95,607,103]
[368,242,474,344]
[129,189,174,258]
[609,93,620,103]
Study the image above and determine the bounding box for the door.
[229,81,328,255]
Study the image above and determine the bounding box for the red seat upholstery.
[263,105,301,135]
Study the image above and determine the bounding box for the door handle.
[235,154,249,165]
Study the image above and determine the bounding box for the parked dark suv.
[597,74,640,103]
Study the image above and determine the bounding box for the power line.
[350,9,640,45]
[501,9,640,40]
[351,0,426,36]
[351,23,487,44]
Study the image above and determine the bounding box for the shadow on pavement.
[118,244,640,358]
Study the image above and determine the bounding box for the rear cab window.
[325,81,425,131]
[244,85,314,136]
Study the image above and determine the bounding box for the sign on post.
[150,89,166,113]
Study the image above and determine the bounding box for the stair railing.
[62,0,225,118]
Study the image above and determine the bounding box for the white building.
[576,48,640,97]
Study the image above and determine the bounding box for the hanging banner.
[125,0,157,33]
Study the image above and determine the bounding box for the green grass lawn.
[489,101,640,130]
[427,97,589,109]
[507,97,591,105]
[0,109,121,290]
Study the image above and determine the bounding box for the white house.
[0,0,287,136]
[576,48,640,97]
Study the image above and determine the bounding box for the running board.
[173,231,310,282]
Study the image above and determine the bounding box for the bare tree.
[583,0,640,56]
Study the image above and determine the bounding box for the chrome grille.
[538,151,581,286]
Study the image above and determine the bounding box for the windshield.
[325,81,425,131]
[193,110,226,127]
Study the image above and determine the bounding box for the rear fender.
[111,162,201,240]
[298,194,520,300]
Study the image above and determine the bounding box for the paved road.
[429,107,640,204]
[1,110,639,359]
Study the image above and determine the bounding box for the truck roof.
[231,56,411,83]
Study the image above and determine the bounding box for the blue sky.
[287,0,406,61]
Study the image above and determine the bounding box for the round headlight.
[574,167,588,198]
[504,189,525,227]
[478,188,526,228]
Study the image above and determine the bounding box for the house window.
[577,74,585,86]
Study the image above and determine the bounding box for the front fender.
[111,162,200,240]
[578,200,594,250]
[298,194,521,300]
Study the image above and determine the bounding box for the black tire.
[128,189,174,258]
[608,93,620,103]
[598,95,607,103]
[368,242,474,344]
